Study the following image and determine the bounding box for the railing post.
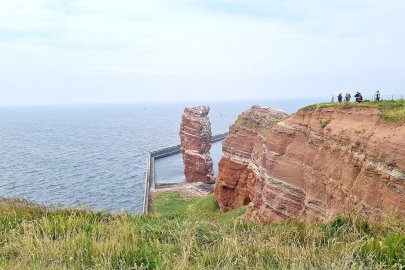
[143,153,151,214]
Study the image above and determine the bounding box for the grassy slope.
[0,195,404,270]
[302,100,405,122]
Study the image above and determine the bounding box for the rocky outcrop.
[216,105,405,223]
[180,105,215,184]
[214,106,288,211]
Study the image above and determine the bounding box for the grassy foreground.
[0,194,404,270]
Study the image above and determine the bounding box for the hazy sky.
[1,0,404,106]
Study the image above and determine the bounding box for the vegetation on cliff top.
[1,195,404,269]
[302,99,405,122]
[236,115,281,135]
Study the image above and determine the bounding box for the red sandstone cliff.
[180,105,215,184]
[215,105,405,223]
[214,106,288,211]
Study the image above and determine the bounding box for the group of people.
[336,90,381,103]
[337,93,353,103]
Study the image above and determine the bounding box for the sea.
[0,98,324,213]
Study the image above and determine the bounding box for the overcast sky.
[0,0,404,106]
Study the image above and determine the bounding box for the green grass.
[152,192,246,222]
[236,115,281,137]
[235,115,258,128]
[302,100,405,123]
[0,195,404,269]
[320,118,332,128]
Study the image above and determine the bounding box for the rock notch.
[180,105,215,184]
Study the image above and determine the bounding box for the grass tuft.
[320,118,332,128]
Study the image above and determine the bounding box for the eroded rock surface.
[249,107,405,223]
[214,106,288,211]
[216,105,405,223]
[180,105,214,183]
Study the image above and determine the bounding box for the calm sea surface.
[0,99,322,213]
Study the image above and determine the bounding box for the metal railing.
[369,94,404,101]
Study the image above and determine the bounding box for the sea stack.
[180,105,215,184]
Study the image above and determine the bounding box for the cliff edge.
[214,106,288,211]
[215,102,405,223]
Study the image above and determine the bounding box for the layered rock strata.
[180,105,215,184]
[216,105,405,223]
[214,106,288,211]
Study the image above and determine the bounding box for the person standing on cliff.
[355,92,363,103]
[375,90,381,101]
[345,93,351,102]
[338,93,343,103]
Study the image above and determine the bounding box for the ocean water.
[154,141,223,184]
[0,99,323,213]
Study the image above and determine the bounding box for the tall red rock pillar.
[180,105,215,184]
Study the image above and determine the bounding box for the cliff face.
[214,106,288,211]
[180,105,215,184]
[216,105,405,223]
